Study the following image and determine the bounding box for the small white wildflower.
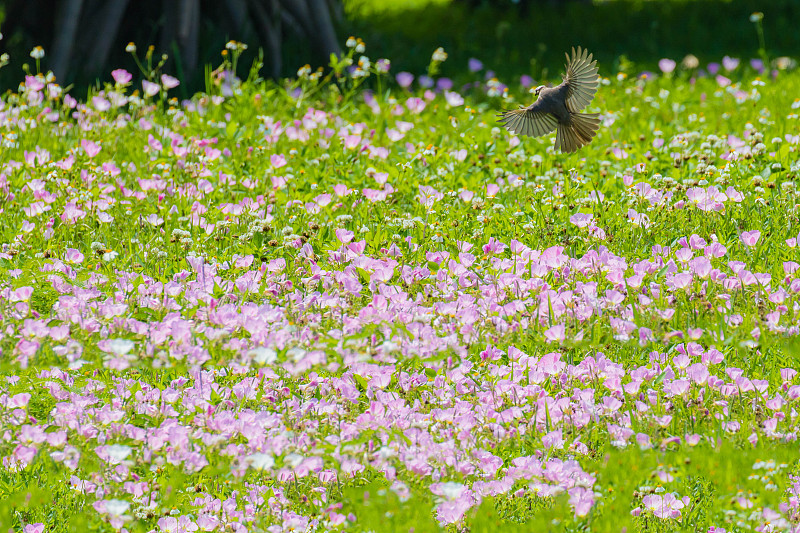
[105,444,132,462]
[107,339,135,356]
[246,453,275,470]
[104,499,130,516]
[250,347,277,364]
[432,47,448,62]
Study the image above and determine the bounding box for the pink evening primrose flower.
[659,58,677,74]
[161,74,180,89]
[740,230,761,247]
[643,493,688,519]
[570,213,594,228]
[142,80,160,97]
[111,69,132,85]
[417,185,443,209]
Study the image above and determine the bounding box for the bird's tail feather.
[557,112,601,153]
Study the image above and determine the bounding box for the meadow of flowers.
[2,32,800,533]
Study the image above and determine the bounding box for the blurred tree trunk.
[50,0,83,82]
[1,0,342,85]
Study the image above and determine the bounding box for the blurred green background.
[0,0,798,93]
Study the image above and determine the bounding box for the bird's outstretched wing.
[563,46,599,113]
[497,107,558,138]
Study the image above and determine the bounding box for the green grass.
[1,33,800,533]
[343,0,800,84]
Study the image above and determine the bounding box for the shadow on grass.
[343,0,800,82]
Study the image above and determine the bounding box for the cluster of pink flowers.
[3,44,800,532]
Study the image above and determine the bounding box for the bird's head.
[530,85,546,97]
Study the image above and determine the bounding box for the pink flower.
[142,80,160,97]
[444,91,464,107]
[336,229,354,244]
[627,208,651,228]
[687,186,727,211]
[25,75,45,91]
[689,256,712,278]
[81,139,102,158]
[145,213,164,226]
[468,58,483,72]
[161,73,180,89]
[196,514,219,531]
[91,96,110,111]
[111,69,132,85]
[570,213,594,228]
[406,97,426,113]
[64,248,84,264]
[270,153,287,168]
[568,486,595,517]
[725,187,744,203]
[148,134,163,151]
[10,286,34,302]
[659,58,677,74]
[452,148,468,161]
[740,230,761,247]
[8,393,31,408]
[688,234,707,249]
[542,429,564,449]
[544,324,565,343]
[333,183,351,197]
[722,56,740,71]
[643,493,687,519]
[343,134,361,149]
[396,72,414,88]
[61,201,87,223]
[417,185,443,208]
[482,237,506,254]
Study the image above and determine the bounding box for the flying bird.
[498,47,601,154]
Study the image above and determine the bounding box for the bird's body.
[498,47,601,154]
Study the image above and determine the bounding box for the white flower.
[246,453,275,470]
[107,338,135,355]
[283,453,304,468]
[106,444,132,462]
[438,482,466,500]
[30,46,45,59]
[286,347,306,362]
[105,499,130,516]
[380,341,399,353]
[249,347,277,364]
